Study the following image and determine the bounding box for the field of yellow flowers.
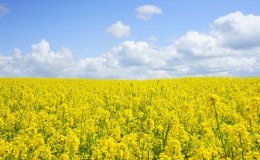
[0,77,259,159]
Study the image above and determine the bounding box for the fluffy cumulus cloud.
[106,21,131,38]
[136,5,162,20]
[0,4,9,17]
[0,12,259,79]
[211,11,260,49]
[0,40,75,77]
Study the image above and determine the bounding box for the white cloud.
[175,31,239,57]
[202,57,256,72]
[0,12,259,79]
[106,21,130,38]
[136,5,162,20]
[0,40,75,77]
[103,41,178,69]
[211,11,260,49]
[0,55,14,76]
[0,4,9,17]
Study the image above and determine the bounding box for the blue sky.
[0,0,260,79]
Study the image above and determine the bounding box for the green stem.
[211,98,227,159]
[238,132,244,160]
[163,124,171,151]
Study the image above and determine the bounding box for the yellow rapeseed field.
[0,77,259,159]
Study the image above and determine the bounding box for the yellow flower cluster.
[0,77,259,159]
